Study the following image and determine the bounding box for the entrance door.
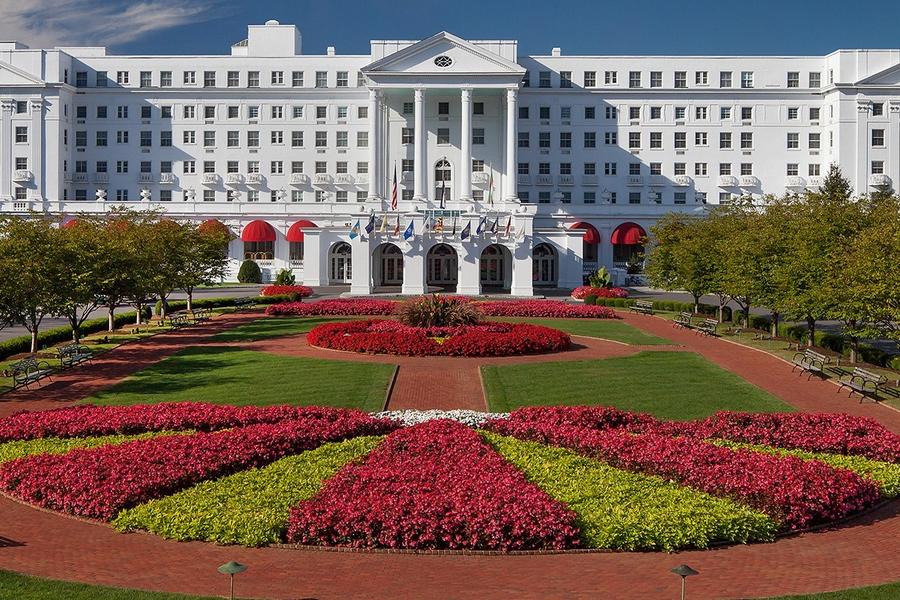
[329,242,352,284]
[479,245,506,286]
[532,243,557,286]
[380,244,403,286]
[427,244,458,286]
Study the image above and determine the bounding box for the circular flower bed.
[307,319,572,357]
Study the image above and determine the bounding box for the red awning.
[241,220,276,242]
[610,222,647,245]
[199,219,231,236]
[570,222,601,245]
[286,219,317,242]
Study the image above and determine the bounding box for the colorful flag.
[393,214,401,236]
[424,216,432,234]
[390,164,398,211]
[403,220,414,240]
[364,213,376,234]
[451,218,457,236]
[439,176,446,209]
[490,217,499,234]
[349,220,361,240]
[435,217,444,233]
[487,168,494,206]
[476,215,487,236]
[516,221,526,241]
[460,220,471,240]
[504,216,512,237]
[378,213,386,233]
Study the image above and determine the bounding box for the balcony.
[12,169,33,182]
[290,173,310,186]
[93,172,109,184]
[247,173,264,185]
[335,173,355,185]
[73,173,88,183]
[869,173,892,188]
[201,173,219,185]
[785,175,806,189]
[517,174,531,186]
[718,175,738,187]
[225,173,245,186]
[739,175,760,187]
[159,172,176,185]
[558,174,574,186]
[355,173,369,185]
[674,175,693,187]
[137,173,153,184]
[581,175,598,186]
[313,173,333,185]
[807,176,823,190]
[535,174,553,186]
[471,172,490,184]
[625,175,643,186]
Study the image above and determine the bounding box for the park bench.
[791,349,829,378]
[629,300,654,315]
[10,357,53,390]
[838,367,887,402]
[57,343,93,369]
[191,307,212,324]
[169,313,192,330]
[674,312,694,329]
[695,318,719,336]
[232,297,256,311]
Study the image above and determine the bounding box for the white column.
[0,99,13,200]
[30,98,44,201]
[367,89,380,200]
[504,87,518,201]
[350,236,373,295]
[413,88,425,200]
[460,88,472,201]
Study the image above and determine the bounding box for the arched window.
[329,242,352,283]
[434,159,451,203]
[532,243,557,286]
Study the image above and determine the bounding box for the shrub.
[154,294,293,316]
[273,268,296,286]
[287,420,581,550]
[889,356,900,372]
[396,294,481,328]
[114,436,384,546]
[588,267,613,288]
[584,295,597,306]
[237,260,262,283]
[484,432,776,550]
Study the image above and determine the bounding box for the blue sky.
[0,0,895,56]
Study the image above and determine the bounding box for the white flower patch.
[374,410,508,428]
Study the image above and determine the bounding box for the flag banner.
[439,177,446,209]
[403,220,414,240]
[349,220,361,240]
[424,216,432,234]
[364,213,376,234]
[435,217,444,233]
[490,217,499,234]
[390,164,398,211]
[378,214,387,233]
[487,168,494,206]
[504,216,512,237]
[516,222,526,241]
[476,215,487,235]
[451,218,457,236]
[460,220,471,240]
[393,214,401,236]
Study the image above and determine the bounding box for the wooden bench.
[191,307,212,324]
[791,349,829,378]
[57,343,93,369]
[674,312,694,329]
[10,357,53,390]
[232,297,256,311]
[695,318,719,336]
[169,313,192,329]
[629,300,654,315]
[838,367,887,402]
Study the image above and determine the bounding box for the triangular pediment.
[0,60,45,87]
[363,32,525,76]
[856,62,900,86]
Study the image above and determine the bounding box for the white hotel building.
[0,20,898,295]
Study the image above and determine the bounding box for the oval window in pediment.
[434,55,453,68]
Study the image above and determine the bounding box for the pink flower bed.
[0,403,365,442]
[655,412,900,464]
[571,286,630,300]
[287,419,580,550]
[307,319,571,357]
[488,406,660,433]
[0,412,396,520]
[265,299,396,316]
[476,300,618,319]
[487,414,880,530]
[259,285,313,298]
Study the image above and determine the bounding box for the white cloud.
[0,0,224,49]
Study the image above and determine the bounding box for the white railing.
[73,173,88,183]
[535,174,553,186]
[159,173,176,184]
[740,175,760,187]
[471,172,490,184]
[247,173,264,185]
[517,174,531,186]
[626,175,644,186]
[355,173,369,185]
[806,176,823,190]
[558,175,574,186]
[718,175,738,187]
[335,173,355,184]
[93,172,109,184]
[313,173,333,185]
[290,173,310,185]
[674,175,692,187]
[869,173,892,188]
[12,169,33,182]
[225,173,244,185]
[137,173,153,184]
[785,175,806,189]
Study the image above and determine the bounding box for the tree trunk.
[30,329,38,354]
[771,312,780,337]
[743,304,751,329]
[806,316,816,348]
[159,295,168,321]
[186,290,193,312]
[692,293,701,314]
[135,303,143,326]
[108,305,116,332]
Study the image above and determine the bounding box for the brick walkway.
[1,313,899,598]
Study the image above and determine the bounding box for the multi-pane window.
[650,71,662,87]
[117,105,128,118]
[604,131,617,145]
[604,162,617,175]
[315,71,327,87]
[787,107,799,120]
[787,72,800,88]
[519,106,529,119]
[695,71,708,85]
[628,132,640,149]
[559,131,572,148]
[675,106,686,120]
[720,106,731,119]
[272,131,284,144]
[141,105,152,119]
[809,164,821,176]
[695,106,707,119]
[227,71,239,87]
[539,106,551,120]
[871,160,884,174]
[139,71,152,87]
[518,131,529,147]
[720,132,732,149]
[140,131,152,147]
[583,71,596,87]
[872,103,884,116]
[787,163,799,176]
[97,106,108,119]
[96,71,108,86]
[336,71,348,87]
[247,71,259,87]
[872,129,885,146]
[740,132,753,149]
[720,71,732,87]
[335,131,348,147]
[695,163,707,176]
[116,71,129,85]
[75,131,87,147]
[292,71,303,87]
[674,132,686,149]
[741,106,753,120]
[629,106,640,120]
[473,102,484,115]
[203,71,216,87]
[629,192,641,205]
[604,71,617,85]
[810,107,820,121]
[605,106,617,119]
[438,102,450,115]
[272,106,284,119]
[182,131,194,144]
[787,133,799,149]
[674,71,687,88]
[272,70,284,85]
[695,132,708,146]
[740,163,753,175]
[585,106,595,119]
[809,72,821,88]
[473,128,485,145]
[650,106,662,119]
[357,131,368,147]
[247,131,259,147]
[203,131,215,147]
[719,163,731,175]
[583,132,596,148]
[315,131,327,147]
[401,128,414,144]
[649,132,662,149]
[741,71,754,88]
[539,132,550,148]
[629,71,641,88]
[292,131,304,147]
[539,71,551,87]
[227,131,239,147]
[160,131,171,147]
[809,133,821,149]
[560,71,572,87]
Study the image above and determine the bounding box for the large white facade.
[1,20,899,294]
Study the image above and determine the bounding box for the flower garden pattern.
[265,298,618,319]
[0,404,898,552]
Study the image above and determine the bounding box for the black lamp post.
[218,561,247,600]
[671,564,699,600]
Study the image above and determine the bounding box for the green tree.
[178,222,233,311]
[56,219,106,342]
[645,213,714,313]
[819,162,853,202]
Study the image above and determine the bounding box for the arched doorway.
[373,243,404,287]
[532,243,557,287]
[329,242,352,284]
[434,159,451,204]
[480,244,511,291]
[610,222,647,270]
[427,243,458,290]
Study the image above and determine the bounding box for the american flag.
[390,164,398,211]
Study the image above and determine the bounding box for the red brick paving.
[0,312,899,598]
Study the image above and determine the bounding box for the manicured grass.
[481,351,793,419]
[208,316,348,342]
[767,582,900,599]
[81,346,394,411]
[0,570,228,600]
[491,317,672,345]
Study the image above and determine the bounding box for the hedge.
[586,297,718,316]
[0,309,150,361]
[154,294,293,316]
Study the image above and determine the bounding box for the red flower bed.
[655,412,900,464]
[476,300,618,319]
[265,299,396,316]
[307,319,571,357]
[488,405,660,433]
[487,415,880,530]
[571,286,629,300]
[0,412,396,521]
[0,403,367,442]
[287,419,580,550]
[259,285,313,298]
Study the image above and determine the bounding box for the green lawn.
[81,346,394,411]
[481,350,793,419]
[209,316,347,342]
[766,582,900,599]
[491,317,672,345]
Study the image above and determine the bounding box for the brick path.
[1,313,900,598]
